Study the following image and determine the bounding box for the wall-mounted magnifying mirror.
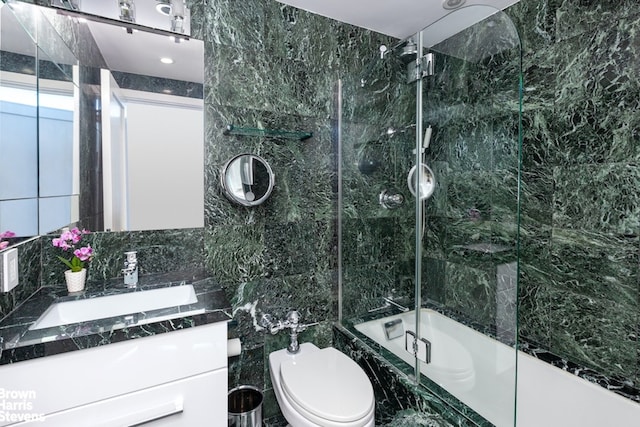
[221,154,275,206]
[407,163,435,200]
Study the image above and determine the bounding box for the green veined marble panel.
[519,166,554,226]
[552,163,640,235]
[199,0,266,48]
[507,0,556,54]
[520,108,556,168]
[444,261,497,328]
[517,265,553,347]
[549,227,638,304]
[522,10,640,167]
[421,257,447,305]
[263,220,334,276]
[341,262,397,317]
[556,0,640,42]
[205,225,266,285]
[342,217,403,268]
[340,51,413,126]
[546,284,638,381]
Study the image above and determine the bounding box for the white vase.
[65,268,87,293]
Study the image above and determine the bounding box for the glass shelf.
[223,125,312,141]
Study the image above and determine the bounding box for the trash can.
[228,385,263,427]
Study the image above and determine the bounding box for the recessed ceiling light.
[156,3,172,16]
[442,0,466,10]
[160,57,174,64]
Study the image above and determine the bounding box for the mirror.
[0,1,204,237]
[0,3,37,236]
[221,154,275,207]
[407,163,435,200]
[0,2,78,237]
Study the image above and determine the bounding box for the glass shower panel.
[416,6,522,427]
[339,45,417,322]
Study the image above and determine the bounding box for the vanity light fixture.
[119,0,136,23]
[160,57,174,64]
[171,0,186,33]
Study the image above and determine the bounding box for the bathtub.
[355,309,639,427]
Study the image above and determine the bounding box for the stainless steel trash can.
[228,385,263,427]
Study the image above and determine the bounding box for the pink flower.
[0,231,15,239]
[53,228,94,272]
[74,246,93,262]
[0,230,15,250]
[52,238,71,250]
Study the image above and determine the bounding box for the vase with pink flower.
[52,227,93,293]
[0,230,16,250]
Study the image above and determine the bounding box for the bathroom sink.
[29,285,199,330]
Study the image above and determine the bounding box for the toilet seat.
[279,347,374,425]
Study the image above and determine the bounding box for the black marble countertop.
[0,271,232,365]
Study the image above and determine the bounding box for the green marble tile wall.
[190,0,397,422]
[507,0,640,397]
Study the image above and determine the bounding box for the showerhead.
[401,40,418,57]
[398,38,419,64]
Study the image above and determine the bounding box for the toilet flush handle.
[260,311,319,353]
[285,310,319,333]
[285,311,319,354]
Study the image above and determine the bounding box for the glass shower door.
[413,6,522,427]
[338,4,522,426]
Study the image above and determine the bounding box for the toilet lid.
[280,347,374,423]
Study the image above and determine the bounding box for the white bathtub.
[355,309,640,427]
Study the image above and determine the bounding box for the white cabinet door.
[10,369,227,426]
[0,322,228,424]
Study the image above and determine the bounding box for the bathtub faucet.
[368,295,410,313]
[260,310,319,354]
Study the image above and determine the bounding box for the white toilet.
[269,342,375,427]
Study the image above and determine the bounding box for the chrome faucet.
[368,294,410,313]
[383,296,410,312]
[122,251,138,287]
[260,310,319,354]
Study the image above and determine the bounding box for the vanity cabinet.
[14,370,226,426]
[0,322,228,426]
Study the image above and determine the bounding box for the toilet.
[269,342,375,427]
